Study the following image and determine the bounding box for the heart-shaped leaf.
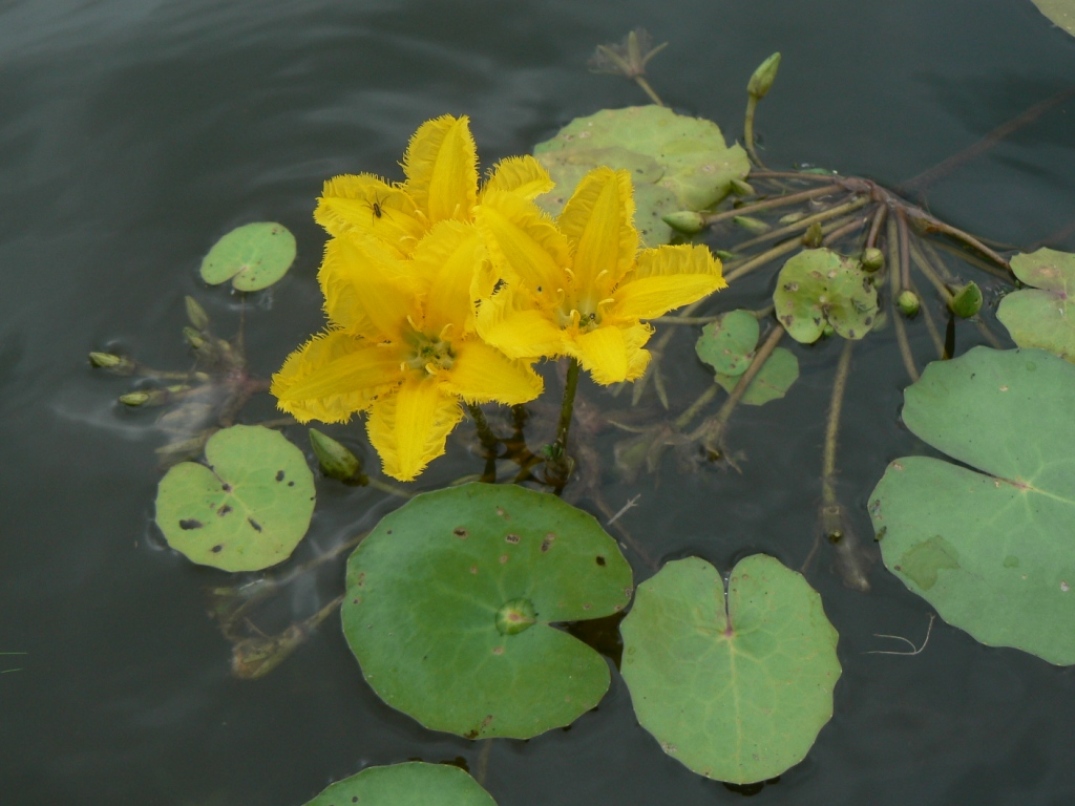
[620,555,841,784]
[997,247,1075,362]
[696,310,759,376]
[1030,0,1075,37]
[712,346,799,405]
[155,425,315,572]
[533,106,749,246]
[773,248,878,343]
[342,483,633,739]
[199,222,296,291]
[302,762,497,806]
[869,347,1075,664]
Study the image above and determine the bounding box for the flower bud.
[733,215,770,235]
[861,248,884,272]
[185,296,210,331]
[662,211,705,234]
[119,389,170,407]
[801,221,824,248]
[729,178,756,197]
[89,351,136,374]
[309,428,365,483]
[747,52,781,100]
[897,290,920,318]
[949,282,982,318]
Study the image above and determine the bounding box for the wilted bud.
[732,215,770,235]
[801,221,824,248]
[88,351,136,374]
[747,52,781,100]
[729,178,756,197]
[897,290,920,318]
[309,428,365,483]
[185,295,210,331]
[861,248,885,272]
[949,282,983,318]
[662,210,706,234]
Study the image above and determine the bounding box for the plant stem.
[466,402,500,482]
[703,184,842,226]
[674,382,720,431]
[730,195,870,251]
[545,358,581,490]
[635,76,663,106]
[688,324,784,457]
[822,215,869,246]
[887,217,919,382]
[744,95,766,168]
[897,209,911,292]
[865,204,887,250]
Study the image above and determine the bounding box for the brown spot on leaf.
[179,519,203,530]
[541,533,556,552]
[453,527,468,538]
[247,518,262,532]
[505,533,521,544]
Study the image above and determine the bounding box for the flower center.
[404,329,455,376]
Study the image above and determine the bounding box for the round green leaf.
[998,247,1075,362]
[342,483,633,739]
[773,248,878,344]
[869,347,1075,664]
[620,555,841,785]
[155,425,315,572]
[199,222,296,291]
[533,106,750,246]
[303,762,497,806]
[695,310,759,376]
[713,346,799,405]
[1030,0,1075,37]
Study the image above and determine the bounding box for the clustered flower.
[272,115,726,481]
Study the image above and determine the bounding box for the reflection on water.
[3,0,1075,804]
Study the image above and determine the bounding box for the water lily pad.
[533,106,750,246]
[1030,0,1075,36]
[155,425,315,572]
[868,347,1075,664]
[303,762,497,806]
[998,247,1075,362]
[696,310,759,376]
[199,222,296,291]
[773,248,878,343]
[713,347,799,405]
[620,555,840,784]
[342,483,633,739]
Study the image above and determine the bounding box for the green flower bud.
[119,388,171,407]
[747,52,781,100]
[662,210,706,234]
[729,178,756,197]
[949,282,983,318]
[88,351,136,374]
[732,215,770,235]
[861,248,885,272]
[778,211,806,226]
[897,290,920,318]
[715,250,739,261]
[801,221,824,248]
[184,296,210,331]
[309,428,365,483]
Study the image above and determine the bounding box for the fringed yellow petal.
[558,167,638,292]
[612,244,727,320]
[443,340,544,405]
[475,190,569,299]
[271,330,402,423]
[366,376,464,481]
[318,235,416,340]
[484,155,555,200]
[570,321,654,385]
[314,174,425,255]
[402,115,478,225]
[410,221,486,334]
[476,284,567,360]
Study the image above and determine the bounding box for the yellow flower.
[271,222,543,481]
[313,114,553,256]
[475,167,727,384]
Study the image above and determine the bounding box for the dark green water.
[3,1,1075,803]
